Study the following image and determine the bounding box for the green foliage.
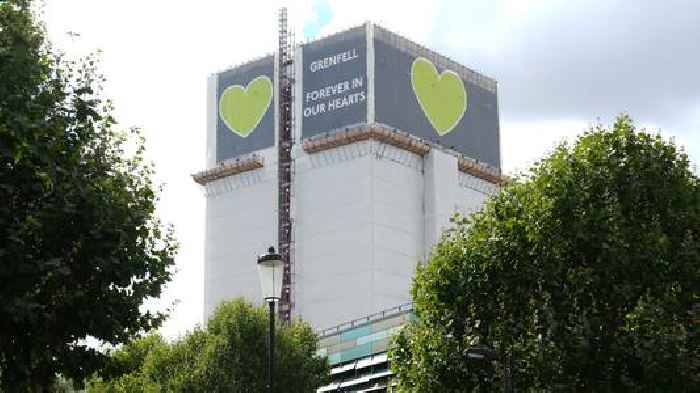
[88,299,330,393]
[391,115,700,392]
[0,0,176,390]
[51,376,82,393]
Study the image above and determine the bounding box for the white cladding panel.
[295,150,373,328]
[203,148,277,319]
[202,142,497,328]
[294,141,423,328]
[370,153,424,314]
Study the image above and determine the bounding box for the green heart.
[411,57,467,135]
[219,76,273,137]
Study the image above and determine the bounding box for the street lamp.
[466,345,513,393]
[258,246,283,393]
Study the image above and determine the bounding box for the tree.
[88,299,330,393]
[390,116,699,392]
[0,1,177,391]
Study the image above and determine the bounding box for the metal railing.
[318,302,414,337]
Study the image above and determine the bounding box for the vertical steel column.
[277,8,294,324]
[267,300,275,393]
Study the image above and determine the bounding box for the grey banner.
[302,27,367,138]
[373,39,500,168]
[216,56,275,162]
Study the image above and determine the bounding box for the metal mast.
[277,8,295,324]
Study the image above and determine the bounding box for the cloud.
[500,118,590,173]
[430,0,700,166]
[316,0,438,43]
[303,0,333,40]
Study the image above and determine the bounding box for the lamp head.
[257,246,283,301]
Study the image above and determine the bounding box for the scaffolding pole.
[277,7,295,324]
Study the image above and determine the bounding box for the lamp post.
[466,345,513,393]
[257,246,283,393]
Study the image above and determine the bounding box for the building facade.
[316,303,414,392]
[194,22,502,371]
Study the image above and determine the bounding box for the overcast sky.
[43,0,700,338]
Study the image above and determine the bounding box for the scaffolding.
[277,8,295,324]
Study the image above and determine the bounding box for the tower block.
[195,22,503,329]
